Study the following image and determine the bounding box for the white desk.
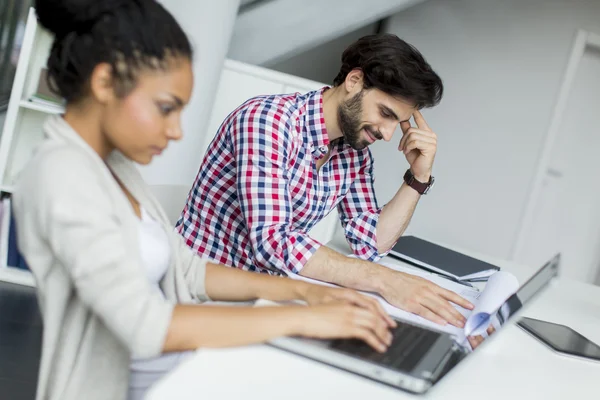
[147,240,600,400]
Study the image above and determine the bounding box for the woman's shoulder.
[15,139,104,201]
[31,139,96,172]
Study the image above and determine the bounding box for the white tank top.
[129,207,188,394]
[137,207,171,287]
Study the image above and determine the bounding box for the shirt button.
[320,146,327,152]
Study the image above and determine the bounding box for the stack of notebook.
[26,68,66,111]
[389,236,499,283]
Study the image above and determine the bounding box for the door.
[519,38,600,284]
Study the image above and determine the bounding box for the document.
[286,258,519,344]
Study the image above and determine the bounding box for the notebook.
[6,204,28,270]
[0,197,10,268]
[389,236,500,282]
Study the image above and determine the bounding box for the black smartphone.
[517,317,600,361]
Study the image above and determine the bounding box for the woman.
[13,1,395,399]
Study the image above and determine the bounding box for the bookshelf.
[0,7,55,287]
[0,8,57,193]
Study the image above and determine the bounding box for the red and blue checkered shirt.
[176,88,386,274]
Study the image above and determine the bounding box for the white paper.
[286,269,478,339]
[287,258,519,344]
[463,271,519,337]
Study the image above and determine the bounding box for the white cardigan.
[13,115,210,400]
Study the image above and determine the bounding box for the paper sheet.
[288,258,518,343]
[463,271,519,337]
[286,268,479,339]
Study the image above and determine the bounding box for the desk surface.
[147,239,600,400]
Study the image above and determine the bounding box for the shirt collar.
[304,87,331,158]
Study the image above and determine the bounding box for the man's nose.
[381,125,396,142]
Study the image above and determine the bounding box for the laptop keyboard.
[329,322,440,372]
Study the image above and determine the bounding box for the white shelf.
[0,266,35,287]
[19,99,64,115]
[0,185,13,193]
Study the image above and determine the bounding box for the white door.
[519,42,600,284]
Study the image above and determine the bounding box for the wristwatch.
[403,169,434,195]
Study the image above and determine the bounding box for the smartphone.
[517,317,600,361]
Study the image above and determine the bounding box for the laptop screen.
[492,254,560,329]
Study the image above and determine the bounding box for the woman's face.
[100,58,194,165]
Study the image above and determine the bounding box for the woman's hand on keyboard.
[294,302,396,352]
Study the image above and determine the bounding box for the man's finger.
[404,134,437,146]
[404,140,436,155]
[421,296,465,328]
[398,120,412,151]
[400,131,437,153]
[406,128,437,140]
[468,335,484,349]
[400,120,412,134]
[437,287,474,310]
[414,110,431,131]
[414,305,447,326]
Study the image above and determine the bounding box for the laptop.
[268,254,560,394]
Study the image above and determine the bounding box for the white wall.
[228,0,425,66]
[376,0,600,261]
[138,0,240,186]
[269,23,378,85]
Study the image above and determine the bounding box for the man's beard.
[337,90,383,150]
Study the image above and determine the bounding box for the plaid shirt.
[176,88,387,274]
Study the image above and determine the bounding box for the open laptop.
[268,254,560,394]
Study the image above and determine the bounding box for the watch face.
[423,176,434,194]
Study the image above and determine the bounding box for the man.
[177,34,472,327]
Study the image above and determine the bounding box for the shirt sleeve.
[172,232,211,302]
[337,148,390,261]
[231,103,322,274]
[20,147,173,359]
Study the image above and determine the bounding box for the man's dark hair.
[35,0,193,103]
[333,34,443,109]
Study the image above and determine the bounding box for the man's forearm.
[376,182,421,253]
[299,239,474,329]
[299,246,391,293]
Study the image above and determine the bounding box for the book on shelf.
[27,95,64,108]
[0,197,10,269]
[26,68,65,109]
[0,196,29,271]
